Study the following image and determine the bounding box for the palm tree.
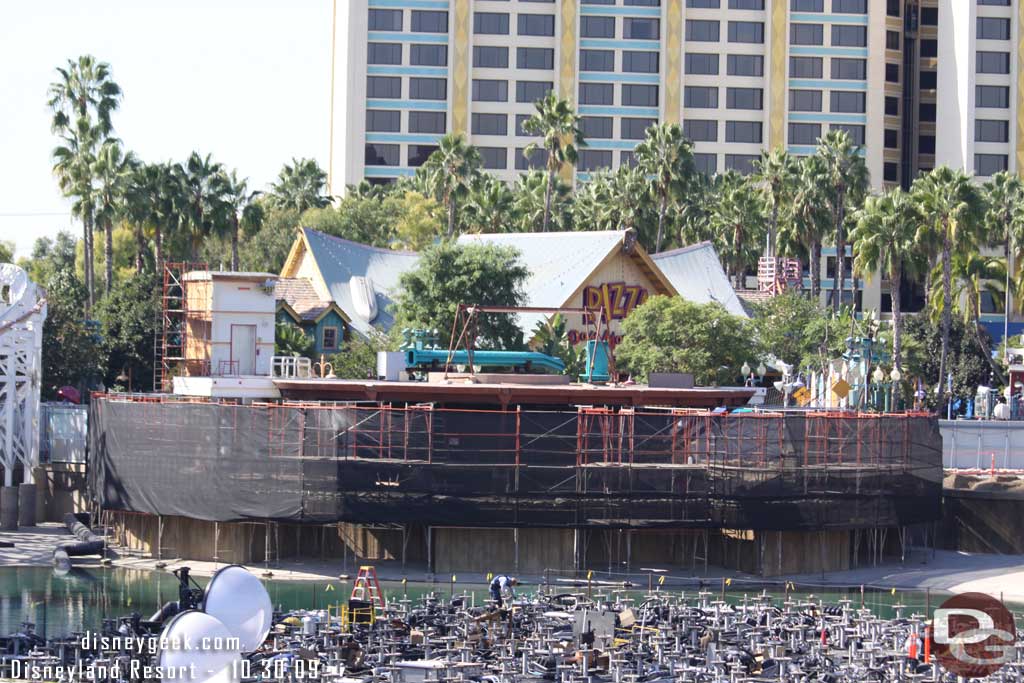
[815,130,869,312]
[221,170,263,270]
[179,152,227,262]
[851,189,923,371]
[513,169,572,232]
[523,93,585,232]
[753,147,796,258]
[574,166,652,237]
[269,158,331,212]
[634,123,694,252]
[464,174,517,233]
[912,166,985,394]
[48,55,122,309]
[708,171,765,289]
[981,171,1024,357]
[275,322,314,358]
[780,156,832,302]
[422,133,481,238]
[91,140,136,292]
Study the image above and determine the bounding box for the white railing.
[271,355,313,379]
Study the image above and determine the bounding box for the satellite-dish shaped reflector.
[203,565,273,652]
[158,610,241,683]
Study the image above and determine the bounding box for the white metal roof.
[651,242,747,318]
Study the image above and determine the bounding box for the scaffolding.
[757,257,803,295]
[153,262,210,392]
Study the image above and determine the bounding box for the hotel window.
[515,115,534,136]
[473,79,508,102]
[623,84,659,106]
[885,96,898,115]
[322,327,338,351]
[516,147,548,170]
[831,91,865,113]
[410,78,446,100]
[727,87,762,109]
[516,81,553,103]
[409,111,445,133]
[581,50,615,71]
[367,76,401,98]
[884,162,898,182]
[584,0,616,4]
[411,10,448,32]
[831,58,866,80]
[623,51,660,73]
[919,102,936,121]
[684,119,718,142]
[726,121,762,143]
[365,144,400,166]
[886,31,901,50]
[728,54,763,76]
[729,0,764,8]
[977,52,1011,74]
[368,9,402,30]
[408,145,439,167]
[885,64,899,82]
[920,71,937,89]
[580,83,615,104]
[978,17,1010,40]
[620,151,637,167]
[474,12,509,34]
[518,48,554,70]
[578,150,614,171]
[688,0,720,7]
[789,56,823,78]
[728,21,764,43]
[976,154,1009,176]
[582,16,616,38]
[831,25,866,47]
[832,0,866,12]
[695,153,717,174]
[918,135,936,154]
[788,123,821,145]
[686,53,720,74]
[976,119,1010,143]
[686,20,720,42]
[977,85,1010,108]
[624,18,660,40]
[626,0,660,5]
[831,123,864,145]
[472,113,508,136]
[884,129,898,148]
[725,154,759,174]
[921,7,937,25]
[979,0,1011,4]
[368,43,402,65]
[790,24,823,46]
[580,116,613,139]
[474,46,509,68]
[518,14,555,36]
[791,0,823,9]
[685,86,719,108]
[622,117,658,138]
[366,110,401,133]
[789,89,822,111]
[920,39,937,57]
[479,147,508,170]
[411,45,447,66]
[886,0,900,15]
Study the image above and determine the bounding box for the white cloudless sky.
[0,0,333,257]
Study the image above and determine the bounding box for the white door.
[231,324,257,375]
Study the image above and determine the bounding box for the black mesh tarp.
[89,399,944,530]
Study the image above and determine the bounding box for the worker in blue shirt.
[489,574,518,607]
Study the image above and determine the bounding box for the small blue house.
[274,277,350,357]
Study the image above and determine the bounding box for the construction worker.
[489,574,518,607]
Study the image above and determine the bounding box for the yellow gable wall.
[558,251,664,347]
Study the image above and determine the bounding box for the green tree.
[529,313,586,377]
[617,296,757,386]
[21,232,77,285]
[330,328,398,379]
[269,157,330,212]
[463,174,517,234]
[392,191,443,250]
[912,166,985,393]
[513,170,572,232]
[93,271,161,391]
[634,122,694,252]
[0,241,13,264]
[780,155,832,301]
[753,147,796,258]
[816,130,869,311]
[394,242,529,349]
[752,291,837,371]
[239,206,299,273]
[523,93,585,232]
[981,171,1024,353]
[708,171,764,289]
[179,152,227,261]
[422,133,481,238]
[851,188,923,371]
[39,269,105,399]
[275,322,314,357]
[902,314,994,408]
[221,170,263,271]
[573,166,654,240]
[91,140,136,293]
[303,196,397,247]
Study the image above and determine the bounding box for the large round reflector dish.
[203,565,273,652]
[158,610,240,683]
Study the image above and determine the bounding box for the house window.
[322,327,339,351]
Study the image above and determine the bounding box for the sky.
[0,0,333,258]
